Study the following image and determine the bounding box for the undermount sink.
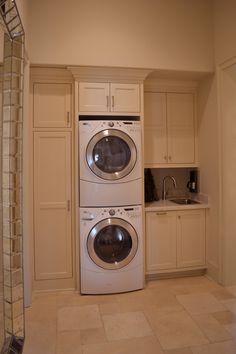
[170,198,200,205]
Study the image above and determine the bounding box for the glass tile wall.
[2,33,24,340]
[0,49,4,349]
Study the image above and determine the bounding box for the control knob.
[109,209,116,216]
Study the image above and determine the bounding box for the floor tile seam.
[98,300,121,316]
[151,307,211,351]
[174,299,229,316]
[183,309,234,345]
[189,339,236,351]
[137,308,168,351]
[99,305,115,343]
[173,292,192,311]
[222,322,236,338]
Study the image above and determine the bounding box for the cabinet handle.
[168,156,172,161]
[112,95,115,108]
[67,200,71,212]
[156,212,167,216]
[106,95,109,108]
[67,112,70,125]
[164,155,167,161]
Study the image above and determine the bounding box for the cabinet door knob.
[156,212,167,216]
[112,95,115,108]
[164,155,167,161]
[67,200,71,212]
[168,156,172,161]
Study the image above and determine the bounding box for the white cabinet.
[144,92,195,166]
[79,82,140,113]
[145,209,206,275]
[31,69,75,290]
[177,210,206,268]
[33,83,72,128]
[146,211,176,271]
[33,132,72,281]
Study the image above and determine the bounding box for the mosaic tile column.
[2,33,24,339]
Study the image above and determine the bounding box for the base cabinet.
[146,209,206,275]
[146,211,176,271]
[176,210,206,268]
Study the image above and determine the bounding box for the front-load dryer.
[80,205,144,294]
[79,118,142,207]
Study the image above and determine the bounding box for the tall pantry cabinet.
[31,68,75,290]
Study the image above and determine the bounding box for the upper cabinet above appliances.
[144,91,197,167]
[33,83,72,128]
[79,82,140,114]
[68,66,152,116]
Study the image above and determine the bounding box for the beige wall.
[197,75,220,281]
[213,0,236,285]
[28,0,214,72]
[214,0,236,65]
[219,66,236,285]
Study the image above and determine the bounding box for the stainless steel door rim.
[86,129,137,180]
[87,217,138,270]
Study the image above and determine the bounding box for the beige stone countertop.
[145,199,210,212]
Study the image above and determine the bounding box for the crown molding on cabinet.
[30,66,74,83]
[67,66,152,83]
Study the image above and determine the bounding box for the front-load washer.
[79,118,142,207]
[80,205,144,294]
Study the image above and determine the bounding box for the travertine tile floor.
[23,276,236,354]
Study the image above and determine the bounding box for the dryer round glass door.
[86,129,137,180]
[87,218,138,270]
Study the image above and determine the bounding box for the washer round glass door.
[87,218,138,270]
[86,129,137,180]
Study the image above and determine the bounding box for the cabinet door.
[167,93,195,163]
[79,82,109,112]
[144,92,167,165]
[146,211,176,272]
[111,83,140,113]
[177,210,205,268]
[34,132,72,280]
[33,83,72,128]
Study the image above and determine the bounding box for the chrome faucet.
[162,176,177,200]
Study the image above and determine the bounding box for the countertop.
[145,199,210,212]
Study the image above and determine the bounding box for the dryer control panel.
[80,120,141,134]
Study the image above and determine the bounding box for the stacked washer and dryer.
[79,116,144,294]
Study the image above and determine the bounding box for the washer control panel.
[80,206,141,222]
[101,206,141,218]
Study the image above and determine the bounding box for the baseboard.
[146,268,206,281]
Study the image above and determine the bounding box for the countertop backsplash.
[149,167,199,200]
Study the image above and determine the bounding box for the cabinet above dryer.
[79,82,140,114]
[68,66,152,116]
